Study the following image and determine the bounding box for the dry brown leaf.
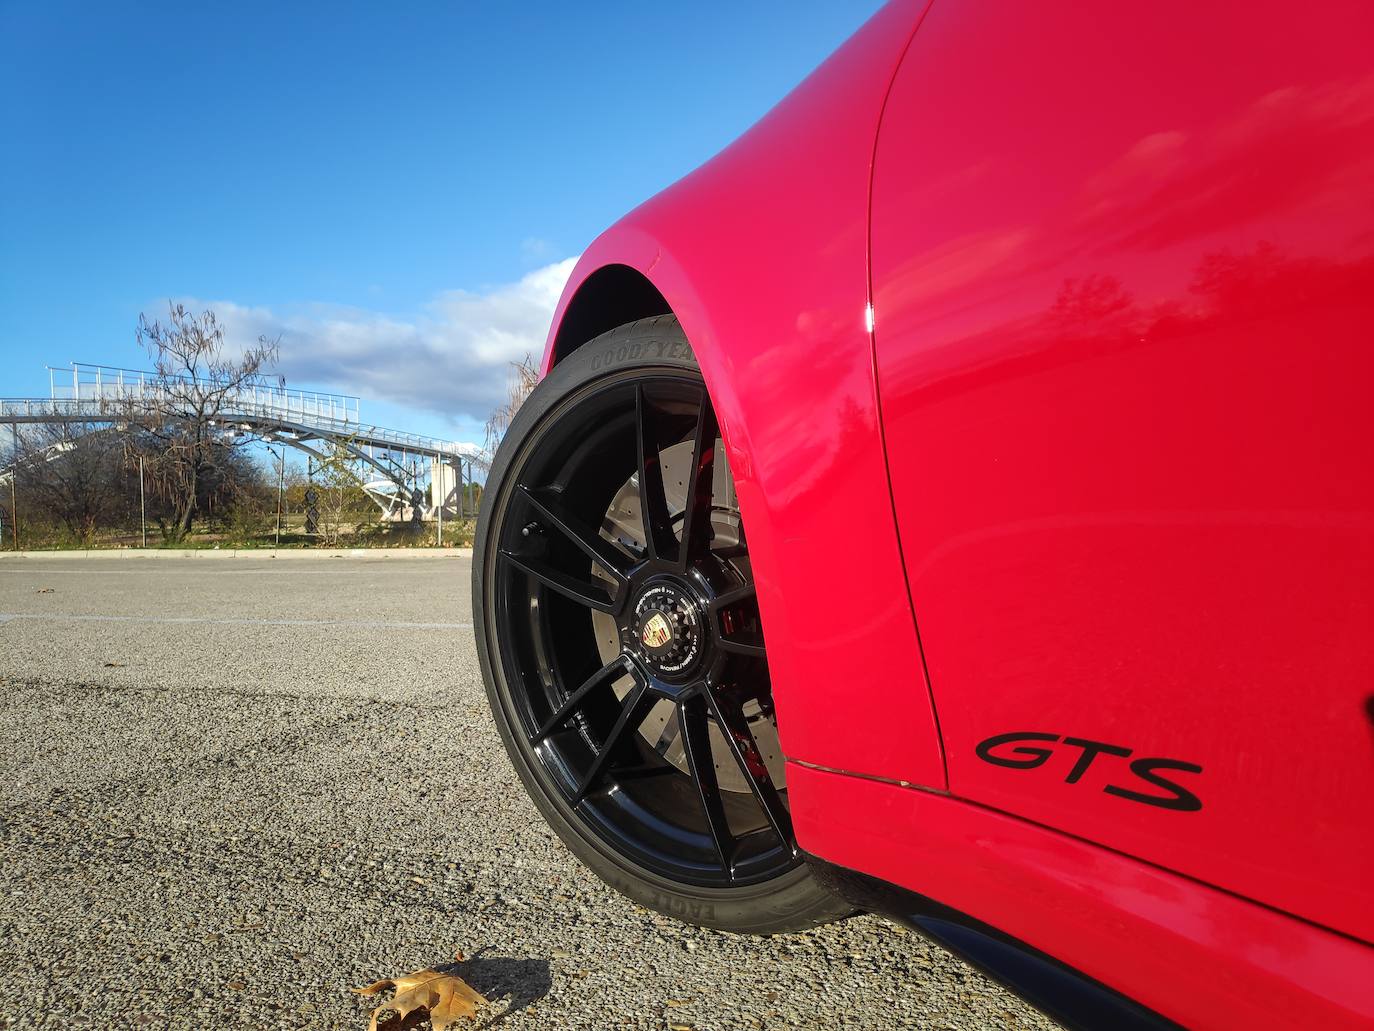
[104,662,125,668]
[353,968,487,1031]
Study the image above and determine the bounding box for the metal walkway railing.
[1,363,483,464]
[50,362,362,424]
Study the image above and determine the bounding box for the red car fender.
[540,0,947,791]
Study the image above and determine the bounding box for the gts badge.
[975,732,1203,812]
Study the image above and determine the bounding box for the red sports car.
[473,2,1374,1027]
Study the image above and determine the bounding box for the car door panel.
[870,0,1374,942]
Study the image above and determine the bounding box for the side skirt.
[805,857,1177,1031]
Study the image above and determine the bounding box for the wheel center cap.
[632,581,702,677]
[640,611,674,649]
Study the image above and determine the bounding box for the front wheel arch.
[549,264,673,369]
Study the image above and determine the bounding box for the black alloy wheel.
[474,316,850,933]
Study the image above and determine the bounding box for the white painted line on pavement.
[0,612,473,631]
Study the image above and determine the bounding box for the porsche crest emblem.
[641,612,673,649]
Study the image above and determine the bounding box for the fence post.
[276,446,285,547]
[139,454,147,548]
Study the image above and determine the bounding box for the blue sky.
[0,2,883,444]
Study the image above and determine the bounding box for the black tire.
[473,315,852,934]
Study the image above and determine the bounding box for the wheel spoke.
[572,679,654,804]
[676,392,718,568]
[710,582,756,609]
[678,693,734,872]
[516,484,633,592]
[497,549,617,613]
[606,763,678,784]
[717,635,766,658]
[706,691,794,851]
[535,654,632,742]
[635,384,678,562]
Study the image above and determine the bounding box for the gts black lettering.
[975,732,1203,812]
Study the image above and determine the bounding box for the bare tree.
[124,303,279,542]
[15,423,130,544]
[482,353,540,462]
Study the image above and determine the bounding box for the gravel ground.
[0,555,1054,1030]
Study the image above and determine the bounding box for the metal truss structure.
[1,363,487,519]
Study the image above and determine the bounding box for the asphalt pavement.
[0,554,1052,1030]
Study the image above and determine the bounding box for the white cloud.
[193,257,577,427]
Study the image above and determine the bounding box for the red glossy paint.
[541,0,1374,1024]
[869,0,1374,946]
[789,762,1374,1031]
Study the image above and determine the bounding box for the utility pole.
[139,454,147,548]
[275,446,285,546]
